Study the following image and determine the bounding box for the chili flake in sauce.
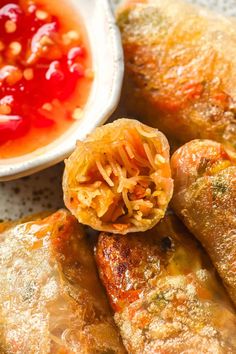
[0,0,92,158]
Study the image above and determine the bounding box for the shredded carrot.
[197,286,212,300]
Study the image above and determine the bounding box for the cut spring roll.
[171,140,236,306]
[117,0,236,151]
[0,210,125,353]
[63,118,173,234]
[96,214,236,353]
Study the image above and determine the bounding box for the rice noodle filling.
[76,134,166,221]
[64,119,173,232]
[96,160,114,187]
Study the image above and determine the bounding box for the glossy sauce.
[0,0,92,158]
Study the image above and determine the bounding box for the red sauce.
[0,0,92,158]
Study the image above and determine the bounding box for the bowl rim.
[0,0,124,181]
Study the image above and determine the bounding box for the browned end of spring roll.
[96,214,236,353]
[63,118,173,234]
[0,209,125,353]
[171,139,236,306]
[117,0,236,151]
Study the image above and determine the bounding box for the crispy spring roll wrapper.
[0,210,125,354]
[63,118,173,234]
[96,214,236,353]
[171,140,236,306]
[117,0,236,151]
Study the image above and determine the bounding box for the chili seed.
[72,108,83,120]
[35,10,49,20]
[5,20,17,33]
[23,68,34,81]
[9,42,22,56]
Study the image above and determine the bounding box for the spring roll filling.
[71,127,169,228]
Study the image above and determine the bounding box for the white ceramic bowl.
[0,0,124,181]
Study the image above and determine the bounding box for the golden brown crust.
[171,139,236,306]
[96,214,236,353]
[0,211,52,234]
[0,209,125,353]
[117,0,236,151]
[63,118,173,234]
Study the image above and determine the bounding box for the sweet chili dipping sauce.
[0,0,92,158]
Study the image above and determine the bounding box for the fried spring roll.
[117,0,236,150]
[96,214,236,353]
[171,140,236,306]
[0,210,125,353]
[63,118,173,234]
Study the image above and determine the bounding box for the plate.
[0,0,235,220]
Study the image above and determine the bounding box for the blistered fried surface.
[96,215,236,353]
[117,0,236,151]
[0,209,125,354]
[63,118,173,234]
[171,139,236,307]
